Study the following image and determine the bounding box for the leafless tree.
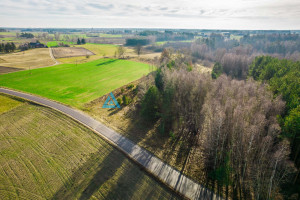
[117,45,126,58]
[135,44,142,56]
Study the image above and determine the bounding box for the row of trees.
[77,38,86,45]
[139,54,294,199]
[0,42,16,53]
[19,32,34,38]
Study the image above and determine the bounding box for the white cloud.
[0,0,299,29]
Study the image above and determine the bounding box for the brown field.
[0,66,21,74]
[51,47,95,58]
[0,48,56,69]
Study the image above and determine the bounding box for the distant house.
[29,42,46,48]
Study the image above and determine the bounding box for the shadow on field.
[96,59,118,66]
[51,135,180,200]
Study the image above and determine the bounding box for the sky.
[1,0,300,30]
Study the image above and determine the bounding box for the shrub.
[117,98,122,106]
[127,84,134,90]
[122,95,131,106]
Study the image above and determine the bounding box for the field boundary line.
[0,87,221,200]
[49,47,59,65]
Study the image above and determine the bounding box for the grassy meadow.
[0,58,151,108]
[47,41,74,47]
[0,95,180,200]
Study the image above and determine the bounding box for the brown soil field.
[0,48,56,69]
[52,47,95,58]
[0,66,22,74]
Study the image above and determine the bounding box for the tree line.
[0,42,16,53]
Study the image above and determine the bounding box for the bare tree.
[117,45,126,58]
[135,44,142,56]
[54,32,60,41]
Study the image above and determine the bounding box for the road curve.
[0,88,221,200]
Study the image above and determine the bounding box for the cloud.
[0,0,299,29]
[87,3,114,10]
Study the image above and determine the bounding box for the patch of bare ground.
[51,47,95,59]
[0,66,22,74]
[83,74,208,186]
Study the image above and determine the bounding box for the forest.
[139,33,300,199]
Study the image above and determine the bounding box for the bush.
[117,98,122,106]
[127,84,134,90]
[141,86,161,122]
[121,88,125,93]
[122,95,131,106]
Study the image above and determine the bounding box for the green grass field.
[155,40,193,45]
[0,94,23,114]
[0,58,150,108]
[47,41,74,47]
[100,33,122,38]
[0,95,180,200]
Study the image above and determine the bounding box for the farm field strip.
[51,47,95,58]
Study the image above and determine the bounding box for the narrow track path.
[0,88,221,200]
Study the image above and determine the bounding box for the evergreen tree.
[81,38,86,44]
[77,38,81,45]
[4,43,11,53]
[10,42,16,52]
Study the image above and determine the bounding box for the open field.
[47,41,74,47]
[57,43,120,64]
[52,47,95,58]
[100,33,123,38]
[155,40,193,45]
[0,95,180,200]
[0,48,55,69]
[0,58,151,108]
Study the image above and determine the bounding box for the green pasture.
[47,41,74,47]
[0,58,150,108]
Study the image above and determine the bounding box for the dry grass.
[0,48,55,69]
[0,94,23,114]
[0,96,181,200]
[57,44,120,64]
[51,47,95,59]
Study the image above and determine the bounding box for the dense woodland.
[139,33,300,199]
